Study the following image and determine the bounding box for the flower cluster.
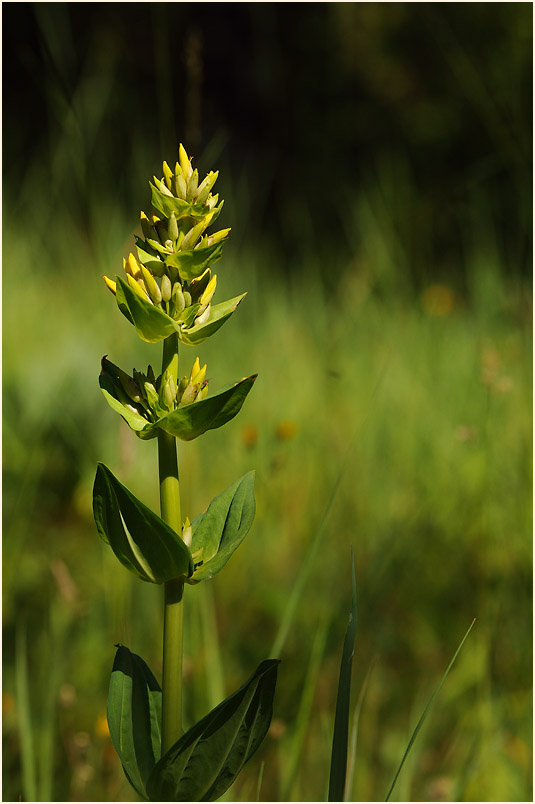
[103,144,241,346]
[101,355,209,426]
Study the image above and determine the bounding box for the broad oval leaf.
[93,463,193,583]
[188,472,256,583]
[179,294,247,345]
[99,378,150,432]
[146,659,279,802]
[116,276,180,343]
[107,645,162,801]
[139,376,257,442]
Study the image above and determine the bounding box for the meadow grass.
[3,159,531,802]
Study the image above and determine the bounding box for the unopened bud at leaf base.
[182,517,193,548]
[168,212,179,242]
[161,274,172,302]
[194,305,211,326]
[162,376,177,410]
[172,283,186,312]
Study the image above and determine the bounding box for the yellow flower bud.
[195,171,219,205]
[179,143,192,180]
[206,228,231,247]
[127,253,142,279]
[182,517,193,548]
[191,357,201,378]
[187,169,199,198]
[141,265,162,304]
[168,212,179,242]
[200,274,217,306]
[162,377,176,410]
[103,276,117,295]
[162,161,173,191]
[126,273,151,302]
[140,211,153,240]
[176,173,187,199]
[180,220,204,252]
[180,380,196,406]
[192,361,207,387]
[161,274,172,302]
[172,283,186,312]
[194,305,211,326]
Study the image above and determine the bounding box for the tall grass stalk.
[15,625,36,802]
[385,619,477,801]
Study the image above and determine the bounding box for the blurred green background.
[2,3,532,802]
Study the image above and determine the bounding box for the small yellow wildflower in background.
[421,284,455,317]
[241,424,259,448]
[275,421,298,441]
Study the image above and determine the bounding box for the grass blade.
[344,657,376,800]
[255,760,265,802]
[328,548,358,802]
[279,616,329,800]
[385,618,476,802]
[270,471,343,658]
[15,623,37,802]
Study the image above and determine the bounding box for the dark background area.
[3,2,532,284]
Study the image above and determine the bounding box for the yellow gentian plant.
[93,145,278,801]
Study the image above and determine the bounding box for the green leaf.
[135,238,167,274]
[176,303,201,330]
[98,367,150,431]
[107,645,162,801]
[93,463,193,583]
[150,184,208,221]
[164,243,223,282]
[328,548,357,802]
[385,619,476,802]
[146,659,279,802]
[139,375,257,442]
[116,276,179,343]
[179,294,247,346]
[188,472,256,583]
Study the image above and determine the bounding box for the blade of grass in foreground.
[385,618,476,802]
[328,547,358,802]
[269,471,343,658]
[345,657,376,800]
[15,624,37,802]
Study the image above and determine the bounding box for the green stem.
[159,334,184,755]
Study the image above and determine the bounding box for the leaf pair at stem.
[108,645,279,802]
[93,464,256,586]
